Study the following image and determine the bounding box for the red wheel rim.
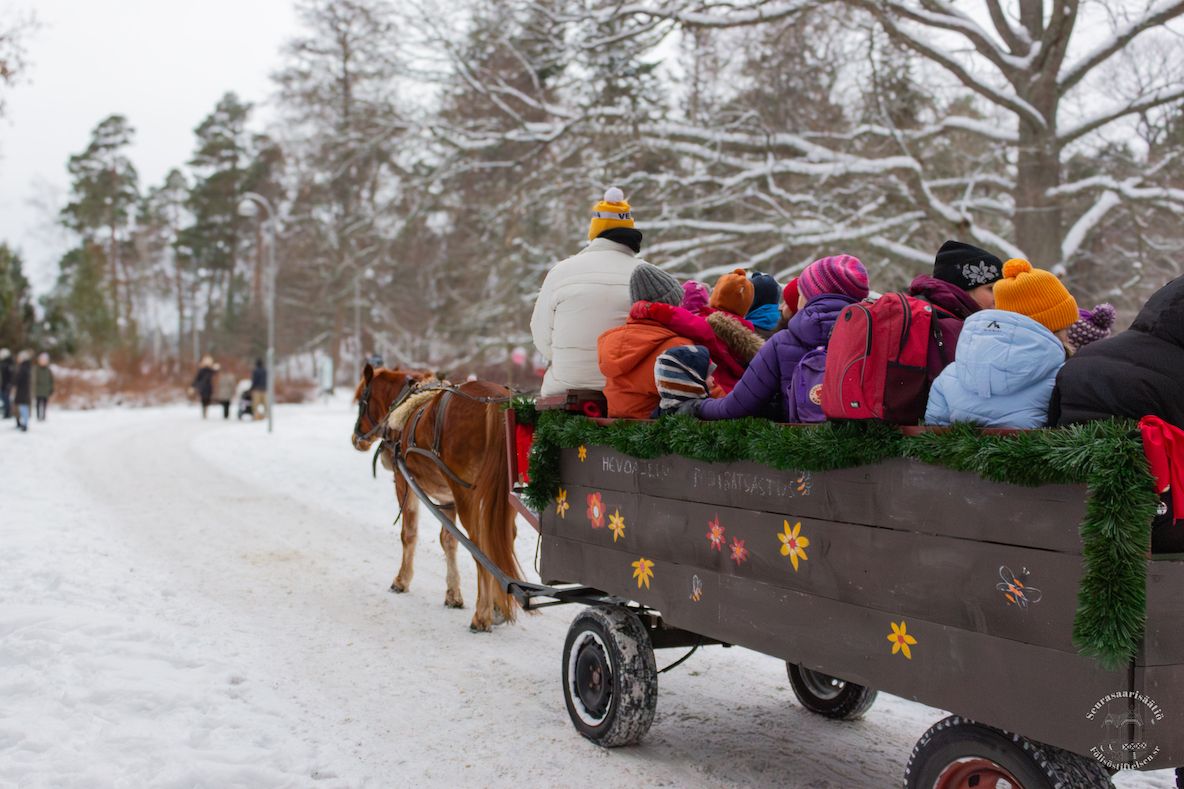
[934,757,1021,789]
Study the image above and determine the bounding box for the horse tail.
[474,399,521,619]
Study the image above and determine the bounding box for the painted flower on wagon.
[586,492,605,528]
[555,488,570,519]
[888,621,917,660]
[730,537,749,565]
[706,516,726,551]
[778,520,810,572]
[632,557,654,590]
[608,509,626,543]
[577,445,588,462]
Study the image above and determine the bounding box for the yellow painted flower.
[632,557,654,590]
[608,509,626,542]
[887,621,917,660]
[577,445,588,462]
[778,520,810,572]
[555,488,570,518]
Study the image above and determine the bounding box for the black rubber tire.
[561,605,658,747]
[1176,766,1183,788]
[785,662,877,720]
[904,715,1113,789]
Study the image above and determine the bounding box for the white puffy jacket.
[530,237,646,397]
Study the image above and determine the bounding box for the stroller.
[235,380,255,420]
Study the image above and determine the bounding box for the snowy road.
[0,401,1175,788]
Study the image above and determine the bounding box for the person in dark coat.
[0,348,12,419]
[1049,277,1184,429]
[250,358,268,420]
[907,240,1004,378]
[1050,277,1184,553]
[12,350,33,431]
[191,355,216,419]
[34,352,54,421]
[685,255,870,422]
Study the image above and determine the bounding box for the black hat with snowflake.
[934,240,1004,292]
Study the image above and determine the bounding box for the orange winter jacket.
[598,319,691,419]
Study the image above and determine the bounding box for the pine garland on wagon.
[519,408,1159,669]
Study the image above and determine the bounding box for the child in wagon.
[925,259,1078,429]
[677,255,870,422]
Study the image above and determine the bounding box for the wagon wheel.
[561,605,658,747]
[904,715,1113,789]
[785,662,877,720]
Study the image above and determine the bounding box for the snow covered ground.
[0,398,1175,788]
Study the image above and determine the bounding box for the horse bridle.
[353,376,415,446]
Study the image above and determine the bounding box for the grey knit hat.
[630,263,682,306]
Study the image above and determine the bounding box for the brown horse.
[351,365,521,632]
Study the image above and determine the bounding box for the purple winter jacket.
[698,294,856,422]
[907,275,982,379]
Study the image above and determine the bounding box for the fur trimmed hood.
[707,310,764,365]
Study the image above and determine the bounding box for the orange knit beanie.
[709,268,755,316]
[993,259,1079,333]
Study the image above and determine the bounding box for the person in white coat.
[530,187,649,397]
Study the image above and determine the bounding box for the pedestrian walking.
[34,352,54,421]
[250,358,267,420]
[190,356,217,419]
[0,348,12,419]
[12,350,33,431]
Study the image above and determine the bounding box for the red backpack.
[821,293,942,424]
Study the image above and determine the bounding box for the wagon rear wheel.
[904,715,1113,789]
[785,662,877,720]
[561,605,657,747]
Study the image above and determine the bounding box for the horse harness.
[360,378,512,494]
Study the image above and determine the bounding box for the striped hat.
[588,187,634,240]
[798,255,870,302]
[654,345,715,412]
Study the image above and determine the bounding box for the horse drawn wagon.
[354,369,1184,788]
[508,395,1184,788]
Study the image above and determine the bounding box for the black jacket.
[251,364,267,391]
[0,357,12,389]
[1050,277,1184,428]
[13,359,32,404]
[192,366,215,399]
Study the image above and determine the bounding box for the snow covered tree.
[274,0,405,378]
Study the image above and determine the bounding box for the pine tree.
[60,114,139,338]
[179,92,254,337]
[0,243,34,350]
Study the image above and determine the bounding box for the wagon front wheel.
[786,662,877,720]
[904,715,1113,788]
[561,605,657,747]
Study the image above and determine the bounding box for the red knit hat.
[798,255,869,302]
[782,277,801,315]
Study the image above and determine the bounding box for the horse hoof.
[390,582,408,594]
[444,594,464,609]
[469,620,493,633]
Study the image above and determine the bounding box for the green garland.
[523,410,1159,668]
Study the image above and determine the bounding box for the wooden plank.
[642,455,1089,554]
[1132,664,1184,770]
[1141,557,1184,666]
[540,535,1134,763]
[543,484,1084,653]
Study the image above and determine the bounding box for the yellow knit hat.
[994,259,1079,333]
[588,187,634,240]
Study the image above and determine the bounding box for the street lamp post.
[238,192,277,434]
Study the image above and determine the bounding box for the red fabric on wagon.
[1140,415,1184,522]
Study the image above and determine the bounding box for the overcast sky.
[0,0,301,295]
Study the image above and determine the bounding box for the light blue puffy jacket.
[925,309,1068,429]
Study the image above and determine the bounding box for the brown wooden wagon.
[401,396,1184,788]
